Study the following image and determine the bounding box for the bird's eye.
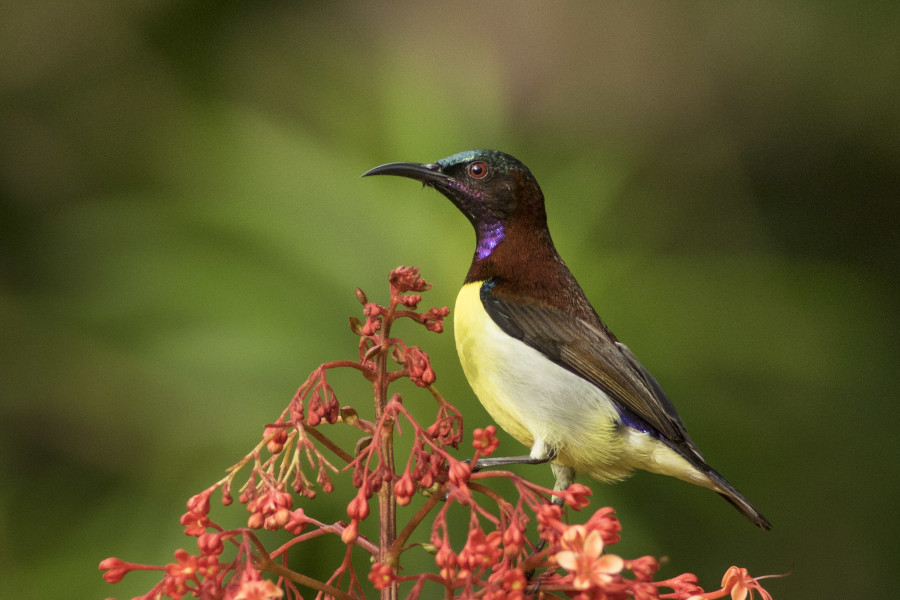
[467,161,488,179]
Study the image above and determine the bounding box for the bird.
[362,149,771,530]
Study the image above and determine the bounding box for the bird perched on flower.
[364,150,771,530]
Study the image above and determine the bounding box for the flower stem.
[374,304,398,600]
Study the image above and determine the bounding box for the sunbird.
[364,149,771,530]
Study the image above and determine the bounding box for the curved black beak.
[361,161,449,185]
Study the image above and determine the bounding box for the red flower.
[472,425,500,457]
[398,293,422,308]
[422,306,450,332]
[368,562,396,590]
[554,526,624,590]
[389,266,431,293]
[536,502,565,544]
[559,482,592,510]
[458,529,502,572]
[179,509,211,537]
[627,555,660,581]
[585,506,622,545]
[234,579,284,600]
[499,568,527,599]
[484,567,528,600]
[163,549,202,600]
[715,566,775,600]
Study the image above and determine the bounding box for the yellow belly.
[454,283,535,448]
[453,281,715,488]
[454,281,628,476]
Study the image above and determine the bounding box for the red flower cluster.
[306,378,339,426]
[99,267,779,600]
[180,490,213,537]
[246,484,293,531]
[404,345,436,387]
[389,265,431,294]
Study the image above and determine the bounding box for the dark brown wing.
[480,280,773,530]
[480,281,702,460]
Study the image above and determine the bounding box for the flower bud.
[99,557,129,583]
[341,520,359,544]
[198,533,224,556]
[247,512,264,530]
[186,490,212,516]
[285,509,307,535]
[265,507,291,531]
[448,460,471,487]
[394,472,416,506]
[346,491,370,521]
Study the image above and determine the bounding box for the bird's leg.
[550,462,575,495]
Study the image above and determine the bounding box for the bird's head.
[363,150,545,245]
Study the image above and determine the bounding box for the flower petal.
[598,553,624,575]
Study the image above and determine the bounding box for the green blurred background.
[2,2,898,598]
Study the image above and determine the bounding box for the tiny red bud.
[347,492,371,521]
[285,508,307,535]
[99,557,129,584]
[398,293,422,308]
[247,512,264,529]
[502,519,525,559]
[186,491,211,516]
[405,346,436,387]
[265,507,291,530]
[434,543,457,569]
[265,426,288,454]
[341,520,359,544]
[448,460,472,487]
[394,472,416,506]
[197,533,224,556]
